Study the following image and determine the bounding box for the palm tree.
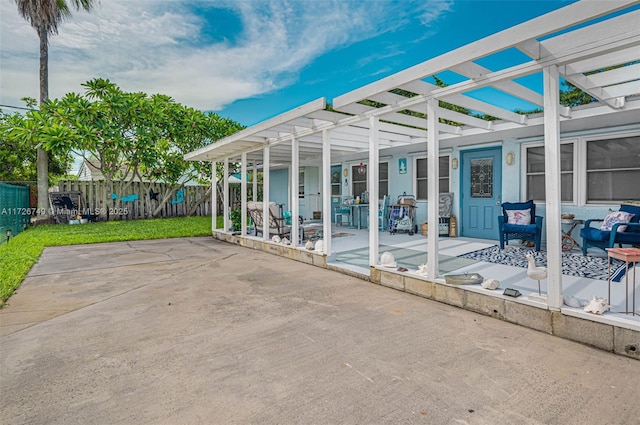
[13,0,96,219]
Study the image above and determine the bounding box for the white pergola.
[185,0,640,311]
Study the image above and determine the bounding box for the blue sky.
[1,0,579,127]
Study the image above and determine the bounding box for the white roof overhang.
[185,0,640,166]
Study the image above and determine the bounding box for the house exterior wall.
[269,169,289,211]
[266,124,638,244]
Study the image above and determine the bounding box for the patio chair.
[580,204,640,255]
[247,201,292,239]
[497,200,544,251]
[335,206,351,226]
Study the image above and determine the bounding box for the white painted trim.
[322,130,332,255]
[241,153,248,236]
[544,65,563,311]
[426,99,439,280]
[263,146,270,241]
[291,137,299,247]
[223,158,230,233]
[212,162,217,230]
[369,117,380,268]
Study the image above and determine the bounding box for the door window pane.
[470,158,493,198]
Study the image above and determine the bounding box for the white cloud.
[0,0,452,112]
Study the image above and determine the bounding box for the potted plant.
[230,209,241,232]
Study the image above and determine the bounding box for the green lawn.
[0,216,222,306]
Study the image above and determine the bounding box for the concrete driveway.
[1,237,639,425]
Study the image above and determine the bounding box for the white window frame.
[522,139,578,205]
[521,130,640,206]
[379,161,389,200]
[582,131,640,205]
[349,161,390,200]
[413,154,450,201]
[298,167,305,199]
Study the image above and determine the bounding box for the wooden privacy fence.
[57,180,211,220]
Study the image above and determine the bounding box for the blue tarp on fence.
[0,182,30,242]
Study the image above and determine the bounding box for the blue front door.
[460,148,502,239]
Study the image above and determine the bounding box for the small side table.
[606,247,640,316]
[561,218,584,252]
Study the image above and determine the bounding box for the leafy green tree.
[0,107,73,183]
[11,79,243,218]
[13,0,96,218]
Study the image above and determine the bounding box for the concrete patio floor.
[1,237,639,424]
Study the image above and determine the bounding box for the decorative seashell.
[305,240,314,250]
[272,235,281,243]
[314,239,324,252]
[583,296,610,315]
[380,252,396,267]
[563,296,584,308]
[481,279,500,290]
[281,237,290,245]
[417,264,428,276]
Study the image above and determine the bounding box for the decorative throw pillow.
[599,211,635,232]
[506,209,531,225]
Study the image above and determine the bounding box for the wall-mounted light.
[506,151,515,166]
[451,158,459,169]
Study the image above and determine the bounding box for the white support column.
[263,146,270,241]
[223,158,230,233]
[241,152,248,236]
[291,137,299,247]
[252,162,258,202]
[426,98,439,280]
[322,130,332,255]
[544,65,563,310]
[212,162,217,231]
[369,116,380,268]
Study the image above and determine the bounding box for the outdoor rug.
[458,245,629,282]
[335,245,478,273]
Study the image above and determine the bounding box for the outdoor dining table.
[348,204,369,230]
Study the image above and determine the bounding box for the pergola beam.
[451,61,544,107]
[562,47,640,75]
[333,0,637,109]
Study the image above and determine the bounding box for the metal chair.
[335,206,351,226]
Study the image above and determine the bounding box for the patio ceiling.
[185,0,640,166]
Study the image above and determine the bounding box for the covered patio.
[186,1,640,356]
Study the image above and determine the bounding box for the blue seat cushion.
[616,231,640,244]
[580,226,609,242]
[503,223,538,234]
